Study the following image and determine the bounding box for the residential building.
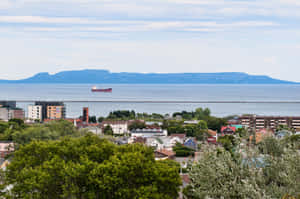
[145,121,162,126]
[154,149,175,160]
[0,107,24,121]
[35,101,65,121]
[47,106,65,119]
[183,120,199,125]
[207,129,218,143]
[131,128,168,137]
[144,136,183,151]
[220,126,236,136]
[27,105,42,121]
[239,115,300,130]
[79,125,102,135]
[184,138,197,150]
[170,134,186,140]
[250,128,274,144]
[101,121,129,135]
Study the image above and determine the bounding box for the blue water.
[1,84,300,117]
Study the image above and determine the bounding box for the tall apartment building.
[0,107,24,121]
[239,115,300,130]
[47,106,65,119]
[28,105,42,121]
[35,101,66,121]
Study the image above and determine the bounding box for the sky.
[0,0,300,81]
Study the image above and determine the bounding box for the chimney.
[83,107,89,123]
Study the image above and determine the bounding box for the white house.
[101,121,129,135]
[146,136,183,151]
[130,128,168,138]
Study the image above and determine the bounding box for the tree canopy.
[3,135,182,199]
[184,136,300,199]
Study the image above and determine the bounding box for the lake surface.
[1,84,300,117]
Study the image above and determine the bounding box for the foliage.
[206,116,227,132]
[107,110,136,120]
[136,113,164,120]
[258,136,284,157]
[97,117,105,123]
[283,134,300,150]
[11,120,79,145]
[263,150,300,198]
[172,108,211,121]
[184,137,300,199]
[103,125,113,136]
[276,125,295,133]
[173,143,195,157]
[185,149,264,199]
[3,135,181,199]
[128,121,146,131]
[218,135,238,153]
[236,127,248,138]
[162,120,208,140]
[89,116,97,123]
[8,118,25,127]
[162,120,184,135]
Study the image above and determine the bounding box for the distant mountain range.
[0,69,297,84]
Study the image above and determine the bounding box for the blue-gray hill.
[0,69,297,84]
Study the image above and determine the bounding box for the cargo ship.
[91,86,112,92]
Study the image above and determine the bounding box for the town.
[0,100,299,198]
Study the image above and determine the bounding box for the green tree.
[184,149,265,199]
[218,135,238,153]
[195,108,211,120]
[258,136,284,157]
[11,120,80,145]
[4,135,181,199]
[0,121,9,134]
[262,150,300,198]
[206,116,227,132]
[97,117,105,123]
[89,116,97,123]
[103,125,113,136]
[173,142,195,157]
[128,121,146,131]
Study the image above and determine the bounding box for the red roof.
[101,121,129,125]
[207,129,217,136]
[170,134,186,139]
[221,126,236,132]
[133,137,147,144]
[156,149,175,157]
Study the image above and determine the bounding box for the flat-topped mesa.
[0,69,297,84]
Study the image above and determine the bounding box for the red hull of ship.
[91,88,112,92]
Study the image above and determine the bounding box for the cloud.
[0,0,12,9]
[0,16,278,34]
[264,56,278,65]
[0,16,142,24]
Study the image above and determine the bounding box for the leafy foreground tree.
[184,137,300,199]
[2,135,181,199]
[184,149,264,199]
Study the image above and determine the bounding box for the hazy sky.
[0,0,300,81]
